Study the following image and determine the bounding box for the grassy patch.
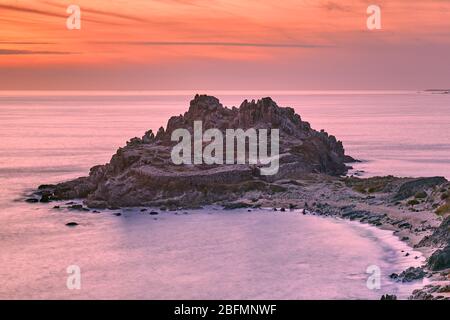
[435,203,450,215]
[236,180,268,192]
[414,191,427,199]
[344,176,397,194]
[407,199,420,206]
[269,184,288,193]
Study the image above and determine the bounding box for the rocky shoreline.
[213,173,450,299]
[27,95,450,300]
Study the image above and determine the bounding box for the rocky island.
[31,95,450,299]
[35,95,353,208]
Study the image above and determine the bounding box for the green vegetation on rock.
[414,191,427,199]
[344,176,396,194]
[408,199,420,206]
[435,203,450,215]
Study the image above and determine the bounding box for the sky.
[1,0,450,90]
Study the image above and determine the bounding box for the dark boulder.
[40,194,51,203]
[223,202,252,210]
[68,204,89,211]
[341,210,369,220]
[418,215,450,247]
[380,294,397,300]
[398,222,412,229]
[65,222,78,227]
[344,155,361,163]
[409,290,434,300]
[428,245,450,271]
[390,267,426,282]
[38,184,56,190]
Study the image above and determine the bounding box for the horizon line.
[0,90,428,97]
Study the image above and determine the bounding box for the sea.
[0,90,448,299]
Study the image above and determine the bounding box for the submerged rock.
[65,222,78,227]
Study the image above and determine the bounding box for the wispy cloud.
[0,3,120,25]
[0,49,74,55]
[321,1,352,12]
[0,4,65,18]
[41,0,148,23]
[94,41,331,48]
[0,41,56,45]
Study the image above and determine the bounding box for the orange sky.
[1,0,450,89]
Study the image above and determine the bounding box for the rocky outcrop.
[34,95,352,209]
[390,267,426,282]
[393,177,447,201]
[409,284,450,300]
[428,245,450,271]
[419,216,450,248]
[418,215,450,271]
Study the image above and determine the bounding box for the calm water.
[0,90,447,299]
